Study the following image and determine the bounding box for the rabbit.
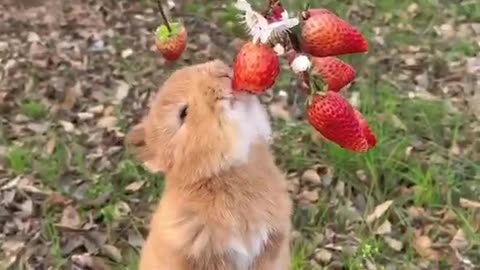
[125,59,292,270]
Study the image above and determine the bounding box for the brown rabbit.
[126,60,292,270]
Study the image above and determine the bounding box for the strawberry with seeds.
[231,0,301,94]
[154,1,187,61]
[311,56,356,92]
[232,41,280,94]
[301,8,368,57]
[306,91,375,152]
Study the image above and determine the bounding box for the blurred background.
[0,0,479,269]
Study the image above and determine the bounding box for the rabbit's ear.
[125,122,165,173]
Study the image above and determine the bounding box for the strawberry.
[353,108,377,149]
[306,91,370,152]
[232,41,280,94]
[311,56,356,92]
[301,8,368,57]
[154,22,187,61]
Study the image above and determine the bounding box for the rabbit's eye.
[179,105,188,122]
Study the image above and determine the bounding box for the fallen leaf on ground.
[125,180,145,192]
[366,200,393,224]
[314,248,332,264]
[62,82,82,110]
[71,254,112,270]
[102,244,122,262]
[60,205,82,229]
[301,169,321,186]
[449,229,468,251]
[384,236,403,251]
[114,80,130,102]
[97,116,118,129]
[413,231,440,261]
[459,198,480,209]
[375,220,392,235]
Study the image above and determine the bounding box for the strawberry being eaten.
[232,41,280,94]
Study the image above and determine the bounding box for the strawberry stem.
[265,0,318,104]
[157,0,172,33]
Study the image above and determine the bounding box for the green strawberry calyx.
[305,74,327,107]
[155,22,182,43]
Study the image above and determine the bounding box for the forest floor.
[0,0,479,269]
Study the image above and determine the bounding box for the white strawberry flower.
[234,0,299,44]
[290,55,311,73]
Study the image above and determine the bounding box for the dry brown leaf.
[413,231,440,261]
[1,240,25,268]
[298,190,319,203]
[407,206,426,220]
[46,136,56,155]
[127,230,145,248]
[59,120,75,133]
[114,80,130,102]
[102,244,122,262]
[384,236,403,251]
[125,180,145,192]
[314,248,332,264]
[459,198,480,209]
[97,116,118,129]
[375,220,392,235]
[441,209,458,223]
[71,254,112,270]
[60,205,82,229]
[45,193,72,206]
[301,169,321,186]
[366,200,393,224]
[61,82,82,110]
[449,229,468,251]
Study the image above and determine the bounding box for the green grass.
[20,99,48,120]
[41,214,68,270]
[290,243,308,270]
[6,145,32,175]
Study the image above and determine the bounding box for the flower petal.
[234,0,252,12]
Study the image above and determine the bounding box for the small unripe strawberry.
[232,41,280,94]
[155,22,187,61]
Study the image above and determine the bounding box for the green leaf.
[154,22,182,43]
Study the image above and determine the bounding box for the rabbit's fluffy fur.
[126,60,292,270]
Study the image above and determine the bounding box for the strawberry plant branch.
[264,0,313,94]
[156,0,172,33]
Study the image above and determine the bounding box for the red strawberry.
[353,108,377,149]
[311,56,356,92]
[306,91,370,152]
[155,22,187,61]
[232,41,280,94]
[301,8,368,57]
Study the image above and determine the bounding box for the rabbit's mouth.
[218,94,238,108]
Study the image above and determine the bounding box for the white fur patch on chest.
[224,93,272,165]
[228,226,270,270]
